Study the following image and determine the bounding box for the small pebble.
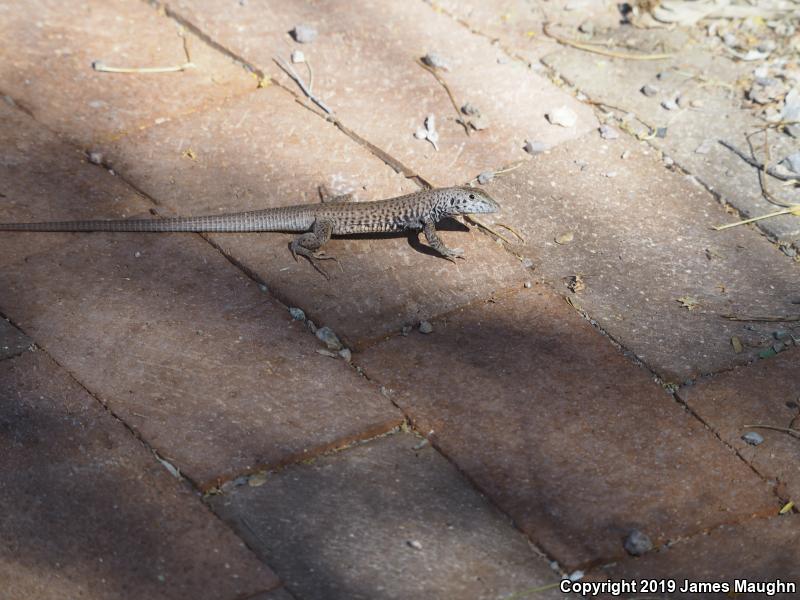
[407,540,423,550]
[578,21,594,34]
[742,431,764,446]
[568,570,584,582]
[656,70,671,80]
[316,326,343,350]
[523,281,532,289]
[401,325,412,336]
[780,151,800,174]
[306,320,317,334]
[288,307,306,321]
[772,341,785,353]
[291,24,317,44]
[690,99,704,108]
[599,124,619,140]
[604,171,618,178]
[655,127,668,138]
[623,530,653,556]
[248,473,268,487]
[134,251,142,258]
[421,52,450,71]
[87,151,104,165]
[694,139,715,155]
[641,84,659,97]
[523,140,547,155]
[521,257,534,269]
[461,102,480,117]
[291,50,305,63]
[414,128,428,139]
[621,149,631,160]
[419,321,433,334]
[477,171,494,184]
[660,97,679,111]
[338,348,352,362]
[555,231,574,245]
[546,105,578,128]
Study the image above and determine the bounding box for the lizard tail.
[0,211,298,233]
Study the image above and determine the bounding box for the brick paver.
[678,347,800,502]
[103,86,527,347]
[210,432,567,600]
[479,132,800,382]
[0,101,400,489]
[0,351,279,600]
[357,284,777,568]
[160,0,596,183]
[590,515,800,599]
[0,0,253,147]
[540,28,800,247]
[0,318,31,361]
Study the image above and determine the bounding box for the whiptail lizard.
[0,186,500,277]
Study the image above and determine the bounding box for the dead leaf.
[677,296,700,310]
[731,336,743,353]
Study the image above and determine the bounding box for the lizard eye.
[469,194,475,199]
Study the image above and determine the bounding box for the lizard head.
[439,187,500,217]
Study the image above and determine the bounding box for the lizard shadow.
[328,217,469,259]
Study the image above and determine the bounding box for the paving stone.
[0,101,151,269]
[428,0,618,62]
[357,286,778,569]
[0,351,279,600]
[0,104,401,488]
[161,0,597,184]
[589,515,800,599]
[540,30,800,246]
[0,0,253,147]
[103,86,528,348]
[678,347,800,502]
[479,133,800,382]
[0,318,32,360]
[209,432,567,600]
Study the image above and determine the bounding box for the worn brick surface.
[678,347,800,501]
[0,318,31,361]
[0,103,400,488]
[540,30,800,247]
[104,87,528,348]
[590,515,800,599]
[162,0,596,184]
[0,0,253,147]
[429,0,617,62]
[0,351,279,600]
[357,286,777,568]
[210,433,567,600]
[480,133,800,382]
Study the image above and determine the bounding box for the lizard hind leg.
[290,218,341,279]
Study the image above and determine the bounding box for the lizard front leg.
[422,217,464,262]
[290,218,341,278]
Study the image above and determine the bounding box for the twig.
[542,23,675,60]
[718,139,800,183]
[417,59,470,136]
[273,56,333,115]
[713,205,800,230]
[92,61,194,74]
[466,215,526,245]
[743,424,800,440]
[721,314,800,322]
[92,27,194,74]
[747,128,792,208]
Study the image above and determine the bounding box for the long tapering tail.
[0,208,312,233]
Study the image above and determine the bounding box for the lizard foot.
[440,247,465,263]
[290,244,342,280]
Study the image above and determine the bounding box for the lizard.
[0,186,500,277]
